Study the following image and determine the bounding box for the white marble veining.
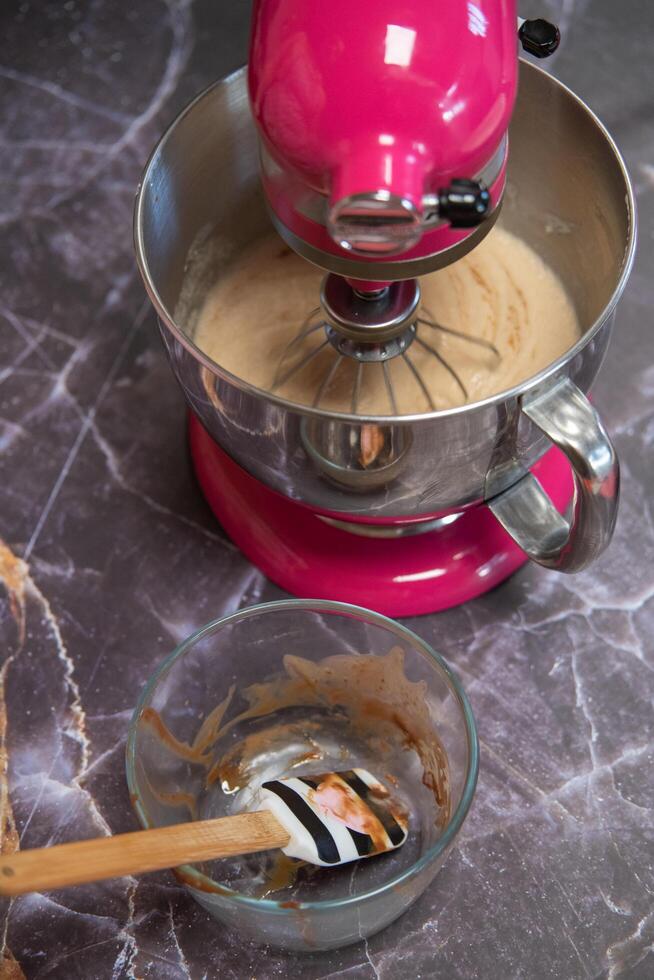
[0,0,652,977]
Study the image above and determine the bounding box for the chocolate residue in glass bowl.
[137,647,450,898]
[140,683,236,765]
[257,853,306,899]
[205,721,328,795]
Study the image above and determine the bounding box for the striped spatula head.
[255,769,408,867]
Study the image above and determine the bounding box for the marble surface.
[1,0,653,976]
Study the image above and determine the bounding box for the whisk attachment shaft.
[321,275,418,342]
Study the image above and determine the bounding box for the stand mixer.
[134,1,635,615]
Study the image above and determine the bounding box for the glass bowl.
[126,600,478,951]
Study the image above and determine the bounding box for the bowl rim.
[133,60,636,426]
[125,598,479,913]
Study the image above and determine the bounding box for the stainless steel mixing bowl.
[134,62,635,572]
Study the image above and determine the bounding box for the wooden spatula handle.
[0,811,289,896]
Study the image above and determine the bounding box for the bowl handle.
[488,379,619,572]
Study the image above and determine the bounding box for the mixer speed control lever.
[436,179,490,229]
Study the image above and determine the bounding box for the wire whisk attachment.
[271,276,500,414]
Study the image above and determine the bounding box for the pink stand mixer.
[135,1,635,616]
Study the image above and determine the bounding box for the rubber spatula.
[0,769,408,895]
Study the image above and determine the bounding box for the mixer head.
[249,1,528,272]
[249,0,559,414]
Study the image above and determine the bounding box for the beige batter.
[191,227,580,415]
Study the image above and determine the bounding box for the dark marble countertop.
[1,0,653,977]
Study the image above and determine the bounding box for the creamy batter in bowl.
[126,600,478,951]
[191,227,580,415]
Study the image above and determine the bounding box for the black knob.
[438,179,490,228]
[518,18,560,58]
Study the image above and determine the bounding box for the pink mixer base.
[189,414,574,617]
